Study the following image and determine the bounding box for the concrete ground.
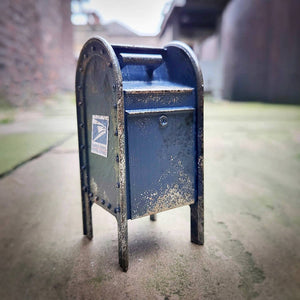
[0,96,299,299]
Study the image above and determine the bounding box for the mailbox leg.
[190,196,204,245]
[118,219,128,272]
[150,214,157,221]
[82,194,93,239]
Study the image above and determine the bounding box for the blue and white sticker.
[91,115,109,157]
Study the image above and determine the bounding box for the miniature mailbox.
[75,37,204,271]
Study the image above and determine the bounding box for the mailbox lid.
[126,106,196,219]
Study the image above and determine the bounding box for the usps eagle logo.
[91,115,109,157]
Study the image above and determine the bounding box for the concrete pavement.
[0,99,299,299]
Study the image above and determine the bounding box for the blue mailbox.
[75,37,204,271]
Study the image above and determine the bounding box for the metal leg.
[82,193,93,239]
[118,219,128,272]
[190,195,204,245]
[150,214,157,221]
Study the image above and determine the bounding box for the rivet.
[94,196,99,201]
[109,62,112,68]
[112,84,116,90]
[78,101,83,106]
[80,122,84,128]
[107,203,112,209]
[116,182,120,188]
[113,103,117,109]
[114,207,120,213]
[91,46,96,51]
[77,85,81,90]
[79,67,83,72]
[80,144,85,150]
[116,154,119,163]
[81,165,86,170]
[82,186,88,192]
[114,129,118,136]
[88,192,93,198]
[101,199,105,204]
[83,53,88,59]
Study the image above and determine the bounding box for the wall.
[221,0,300,103]
[0,0,74,106]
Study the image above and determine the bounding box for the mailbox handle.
[119,53,163,70]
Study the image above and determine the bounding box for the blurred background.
[1,0,300,106]
[0,0,299,299]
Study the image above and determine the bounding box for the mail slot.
[75,37,204,271]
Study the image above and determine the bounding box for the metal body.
[75,37,204,272]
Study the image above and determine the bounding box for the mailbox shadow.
[128,220,165,262]
[129,236,161,259]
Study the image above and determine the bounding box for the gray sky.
[72,0,173,36]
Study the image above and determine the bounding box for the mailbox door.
[126,108,196,219]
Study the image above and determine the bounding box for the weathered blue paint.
[76,37,204,271]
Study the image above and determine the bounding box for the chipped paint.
[130,158,194,219]
[90,177,98,195]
